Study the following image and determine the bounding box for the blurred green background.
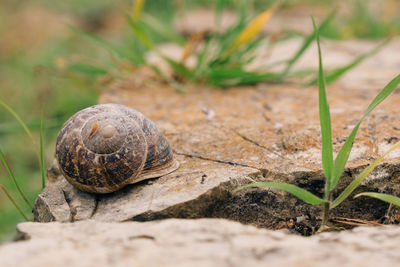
[0,0,399,242]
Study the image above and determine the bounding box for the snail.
[55,103,179,194]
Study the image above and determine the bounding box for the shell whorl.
[55,103,179,194]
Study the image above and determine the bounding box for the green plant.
[237,17,400,230]
[133,2,319,88]
[68,1,386,91]
[0,185,28,221]
[0,149,31,211]
[0,101,46,189]
[321,0,400,39]
[0,101,46,221]
[354,192,400,207]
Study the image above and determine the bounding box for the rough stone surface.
[34,37,400,228]
[1,219,400,267]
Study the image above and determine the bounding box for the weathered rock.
[34,38,400,228]
[1,219,400,267]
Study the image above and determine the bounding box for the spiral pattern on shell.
[55,104,179,193]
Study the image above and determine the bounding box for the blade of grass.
[0,101,51,191]
[0,100,36,146]
[313,17,334,194]
[331,74,400,190]
[280,10,336,78]
[0,184,28,221]
[237,182,326,205]
[209,68,279,87]
[131,0,145,21]
[69,26,124,60]
[308,38,390,85]
[68,64,108,77]
[0,148,32,209]
[181,30,210,62]
[217,17,247,53]
[324,39,389,84]
[0,100,44,183]
[40,108,45,189]
[354,192,400,207]
[126,15,155,50]
[226,36,265,65]
[163,56,196,80]
[69,26,139,64]
[150,65,186,93]
[210,13,249,63]
[0,119,61,134]
[331,142,400,209]
[225,4,278,55]
[141,14,186,45]
[215,0,226,28]
[195,36,212,75]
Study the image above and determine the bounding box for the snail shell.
[55,103,179,194]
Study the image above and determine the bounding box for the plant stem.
[0,148,33,210]
[40,107,46,189]
[321,202,330,227]
[320,190,331,229]
[0,184,29,221]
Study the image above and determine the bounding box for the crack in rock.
[229,129,285,160]
[174,151,260,170]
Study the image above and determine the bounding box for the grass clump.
[68,1,386,91]
[237,17,400,231]
[90,1,313,88]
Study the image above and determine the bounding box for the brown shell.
[55,103,179,194]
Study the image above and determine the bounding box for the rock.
[1,219,400,267]
[34,38,400,228]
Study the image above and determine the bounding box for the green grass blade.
[131,0,145,21]
[215,0,226,27]
[0,184,29,221]
[0,119,61,134]
[237,182,326,205]
[325,39,389,84]
[141,14,185,45]
[69,26,123,59]
[216,12,247,58]
[150,65,186,93]
[354,192,400,207]
[313,17,334,193]
[331,142,400,209]
[0,100,49,189]
[0,100,36,146]
[40,108,45,189]
[68,64,108,76]
[309,39,390,85]
[331,74,400,190]
[209,68,279,87]
[126,15,155,50]
[281,10,335,78]
[0,149,32,210]
[163,56,196,80]
[195,38,212,75]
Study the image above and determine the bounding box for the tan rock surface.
[34,38,400,227]
[1,219,400,267]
